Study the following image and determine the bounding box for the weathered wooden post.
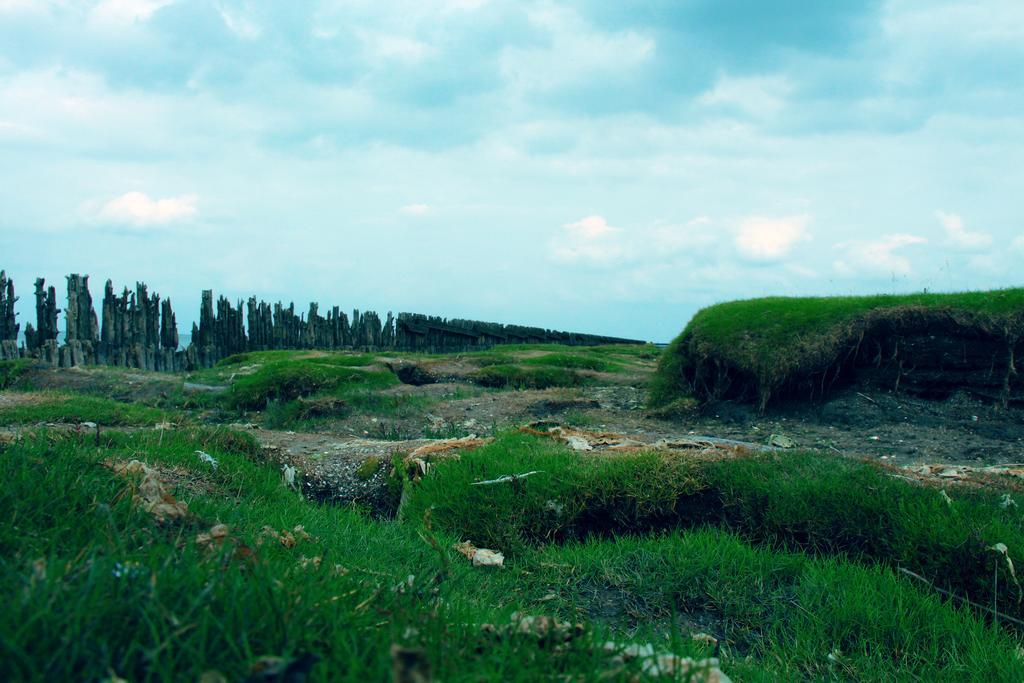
[0,271,21,360]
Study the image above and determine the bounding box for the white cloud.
[935,210,991,249]
[359,31,433,63]
[563,214,617,240]
[98,191,197,226]
[734,215,810,261]
[441,0,489,10]
[550,214,717,267]
[698,75,793,118]
[400,203,432,216]
[1012,235,1024,252]
[833,234,927,276]
[218,6,261,40]
[650,216,716,252]
[0,0,36,11]
[501,7,653,94]
[90,0,173,25]
[549,215,626,265]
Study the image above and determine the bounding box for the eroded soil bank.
[660,305,1023,409]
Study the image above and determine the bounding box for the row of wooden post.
[0,270,642,370]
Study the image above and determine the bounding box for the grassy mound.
[0,392,167,426]
[520,353,621,372]
[471,365,587,389]
[227,359,397,410]
[0,359,33,390]
[651,289,1024,409]
[404,433,1024,624]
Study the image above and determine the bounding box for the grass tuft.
[520,353,621,372]
[0,359,34,389]
[0,391,167,426]
[227,360,397,410]
[472,365,587,390]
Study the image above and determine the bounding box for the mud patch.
[0,391,65,408]
[529,399,600,416]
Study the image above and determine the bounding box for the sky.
[0,0,1021,343]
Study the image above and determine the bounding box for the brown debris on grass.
[106,459,190,522]
[452,541,505,567]
[406,436,489,459]
[403,436,490,480]
[259,524,314,549]
[522,422,770,456]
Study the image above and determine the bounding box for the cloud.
[563,215,617,239]
[1013,235,1024,252]
[833,234,927,276]
[650,216,717,252]
[698,75,792,118]
[500,6,654,101]
[98,191,197,226]
[549,215,626,265]
[359,31,433,63]
[734,215,810,261]
[935,210,992,249]
[0,0,35,11]
[218,6,261,40]
[400,203,432,216]
[550,214,718,267]
[91,0,174,25]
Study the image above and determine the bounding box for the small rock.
[565,435,593,451]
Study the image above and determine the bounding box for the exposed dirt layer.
[21,365,184,401]
[251,427,431,513]
[0,391,61,407]
[684,387,1024,466]
[667,306,1023,409]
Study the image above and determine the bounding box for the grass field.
[3,427,1024,680]
[650,288,1024,409]
[3,341,1024,680]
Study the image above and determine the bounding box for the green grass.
[227,360,398,410]
[650,288,1024,408]
[472,365,587,390]
[0,359,34,389]
[216,350,376,368]
[186,351,379,386]
[0,392,168,426]
[560,409,598,427]
[522,531,1022,680]
[521,353,622,373]
[3,428,1023,680]
[404,433,1024,624]
[386,344,656,368]
[262,391,431,430]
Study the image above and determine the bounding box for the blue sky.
[0,0,1021,342]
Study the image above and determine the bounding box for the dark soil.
[681,386,1024,466]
